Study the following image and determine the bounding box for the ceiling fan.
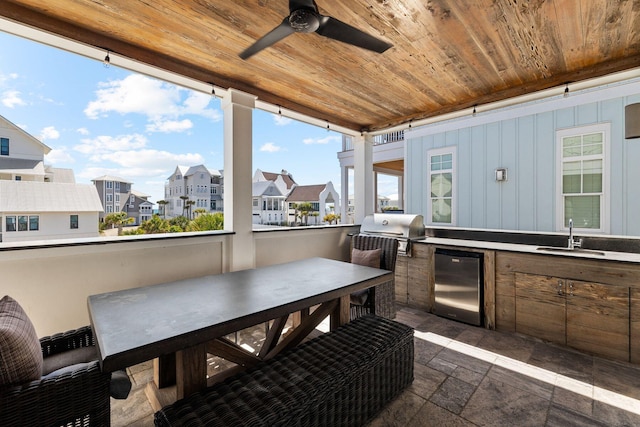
[239,0,392,60]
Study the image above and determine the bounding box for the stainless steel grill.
[360,213,425,256]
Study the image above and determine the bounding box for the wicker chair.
[350,234,399,319]
[0,326,112,427]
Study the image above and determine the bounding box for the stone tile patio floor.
[111,305,640,426]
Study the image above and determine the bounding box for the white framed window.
[106,181,113,189]
[556,123,610,233]
[427,147,456,225]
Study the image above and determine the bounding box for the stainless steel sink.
[536,246,605,256]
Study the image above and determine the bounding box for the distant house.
[0,114,102,243]
[253,169,296,196]
[0,181,103,243]
[252,180,287,225]
[91,176,154,226]
[286,182,340,225]
[164,165,223,219]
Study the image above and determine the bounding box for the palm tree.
[103,212,134,236]
[186,200,196,219]
[297,202,314,226]
[179,196,189,217]
[156,200,169,219]
[193,208,207,217]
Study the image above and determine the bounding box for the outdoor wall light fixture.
[495,168,508,182]
[103,51,110,68]
[625,103,640,139]
[564,83,569,97]
[472,105,477,117]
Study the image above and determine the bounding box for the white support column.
[353,134,374,224]
[222,89,256,271]
[340,165,349,223]
[398,176,405,211]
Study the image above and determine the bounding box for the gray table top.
[88,257,392,372]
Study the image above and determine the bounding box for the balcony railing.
[342,130,405,151]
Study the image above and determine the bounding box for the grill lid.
[360,213,425,239]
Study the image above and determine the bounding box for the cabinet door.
[407,244,432,311]
[395,256,408,304]
[566,280,629,361]
[515,273,565,345]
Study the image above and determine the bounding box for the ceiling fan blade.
[316,16,392,53]
[240,18,295,59]
[289,0,317,11]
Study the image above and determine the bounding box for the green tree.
[194,208,207,217]
[296,202,314,226]
[169,215,190,231]
[103,212,134,236]
[186,213,224,231]
[139,214,171,234]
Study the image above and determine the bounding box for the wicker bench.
[154,314,414,427]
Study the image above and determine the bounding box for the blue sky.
[0,30,371,204]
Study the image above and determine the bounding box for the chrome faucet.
[568,218,582,249]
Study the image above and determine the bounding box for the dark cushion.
[350,248,382,305]
[0,295,43,386]
[41,345,131,399]
[42,345,98,375]
[42,361,93,380]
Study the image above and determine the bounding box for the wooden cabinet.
[515,272,629,361]
[515,273,565,345]
[396,243,432,311]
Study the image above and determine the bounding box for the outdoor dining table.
[87,256,393,407]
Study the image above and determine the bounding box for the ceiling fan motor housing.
[289,8,320,33]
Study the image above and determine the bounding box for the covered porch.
[1,1,640,425]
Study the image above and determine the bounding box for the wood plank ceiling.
[1,0,639,132]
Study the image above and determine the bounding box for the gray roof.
[91,175,132,184]
[0,158,45,176]
[0,181,103,212]
[252,181,284,197]
[45,166,76,183]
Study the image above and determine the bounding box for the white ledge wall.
[1,226,358,336]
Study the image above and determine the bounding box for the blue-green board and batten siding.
[405,78,640,236]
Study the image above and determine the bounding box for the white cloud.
[74,133,148,155]
[77,127,90,135]
[45,147,75,164]
[146,119,193,133]
[91,149,204,170]
[0,72,19,83]
[40,126,60,141]
[303,135,341,145]
[84,74,220,127]
[260,142,283,152]
[273,114,292,126]
[2,90,26,108]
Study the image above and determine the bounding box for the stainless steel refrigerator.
[434,249,483,326]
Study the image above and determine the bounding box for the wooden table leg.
[154,353,176,388]
[176,343,207,400]
[330,295,350,331]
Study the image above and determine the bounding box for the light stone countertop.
[415,237,640,264]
